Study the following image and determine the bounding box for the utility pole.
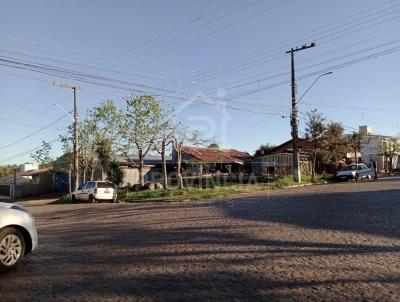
[286,42,316,183]
[53,81,80,191]
[72,87,79,192]
[12,168,17,200]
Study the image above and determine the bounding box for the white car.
[0,202,38,271]
[336,163,373,181]
[72,181,117,203]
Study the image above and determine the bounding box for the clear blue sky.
[1,0,400,164]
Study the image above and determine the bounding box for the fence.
[0,184,11,200]
[0,183,51,200]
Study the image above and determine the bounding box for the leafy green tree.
[30,140,53,166]
[82,100,125,181]
[57,132,74,195]
[254,143,276,156]
[88,100,125,153]
[348,132,363,163]
[124,95,167,186]
[107,161,124,187]
[59,100,124,183]
[304,109,326,182]
[322,122,348,171]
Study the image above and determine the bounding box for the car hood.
[0,202,13,209]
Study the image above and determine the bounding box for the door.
[357,164,370,178]
[81,182,94,201]
[77,183,88,200]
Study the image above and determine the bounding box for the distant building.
[19,163,39,172]
[173,146,251,176]
[357,125,399,172]
[117,154,174,186]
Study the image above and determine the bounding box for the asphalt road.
[1,178,400,301]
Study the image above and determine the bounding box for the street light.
[296,72,333,105]
[290,71,333,184]
[53,103,74,121]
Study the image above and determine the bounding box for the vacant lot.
[1,178,400,301]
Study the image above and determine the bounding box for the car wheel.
[0,227,26,272]
[71,194,77,203]
[89,195,96,203]
[355,174,359,181]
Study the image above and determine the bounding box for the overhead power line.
[0,137,60,164]
[0,112,70,150]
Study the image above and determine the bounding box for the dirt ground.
[1,178,400,301]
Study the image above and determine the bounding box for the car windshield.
[97,182,114,188]
[342,165,357,171]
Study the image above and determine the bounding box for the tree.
[56,133,74,195]
[322,122,347,172]
[79,119,97,182]
[208,143,220,149]
[81,100,125,181]
[348,132,363,164]
[380,136,400,172]
[304,109,326,182]
[106,161,124,187]
[156,122,179,190]
[0,166,14,178]
[254,143,276,156]
[124,95,167,186]
[172,127,204,190]
[58,100,124,189]
[88,100,125,153]
[30,140,53,166]
[96,138,112,177]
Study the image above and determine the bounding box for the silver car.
[336,163,373,181]
[0,202,38,271]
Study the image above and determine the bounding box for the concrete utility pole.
[286,42,316,183]
[12,168,17,200]
[53,81,80,191]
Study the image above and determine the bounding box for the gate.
[0,184,11,199]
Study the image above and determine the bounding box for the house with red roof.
[174,145,251,176]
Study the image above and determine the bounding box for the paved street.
[1,178,400,301]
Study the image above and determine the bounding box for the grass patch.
[119,186,244,203]
[119,174,331,203]
[49,174,332,204]
[50,195,72,205]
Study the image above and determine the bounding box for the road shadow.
[220,188,400,239]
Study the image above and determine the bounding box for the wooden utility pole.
[53,81,80,191]
[286,42,316,183]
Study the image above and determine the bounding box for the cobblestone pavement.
[1,178,400,301]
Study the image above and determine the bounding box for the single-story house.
[252,138,312,177]
[174,146,251,176]
[118,154,174,186]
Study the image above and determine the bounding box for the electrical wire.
[0,112,70,150]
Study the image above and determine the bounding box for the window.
[97,182,114,188]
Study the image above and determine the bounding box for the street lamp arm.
[296,71,333,105]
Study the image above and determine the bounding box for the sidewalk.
[13,193,62,207]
